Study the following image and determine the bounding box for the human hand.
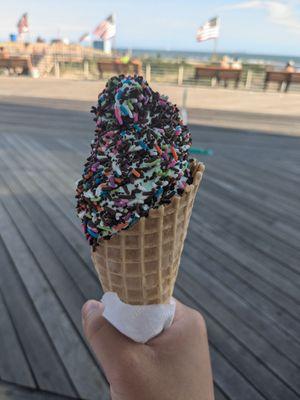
[82,299,214,400]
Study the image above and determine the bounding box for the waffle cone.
[91,160,205,305]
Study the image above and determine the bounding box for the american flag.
[17,13,29,35]
[196,17,220,42]
[93,14,116,41]
[79,32,91,42]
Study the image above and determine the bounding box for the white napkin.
[101,292,176,343]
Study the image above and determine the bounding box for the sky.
[1,0,300,56]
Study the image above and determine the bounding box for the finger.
[82,300,136,373]
[148,298,206,346]
[171,298,187,324]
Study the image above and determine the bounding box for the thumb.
[81,299,136,378]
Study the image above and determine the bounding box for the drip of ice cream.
[76,75,192,247]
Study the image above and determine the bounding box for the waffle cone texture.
[91,160,205,305]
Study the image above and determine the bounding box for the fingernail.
[82,300,100,321]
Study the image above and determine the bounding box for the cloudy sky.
[1,0,300,55]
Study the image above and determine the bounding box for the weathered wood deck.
[0,97,299,400]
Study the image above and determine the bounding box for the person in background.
[120,52,130,64]
[220,55,230,69]
[284,61,296,73]
[0,47,10,59]
[231,57,242,70]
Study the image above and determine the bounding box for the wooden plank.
[13,135,81,180]
[178,263,300,396]
[178,265,300,392]
[195,226,300,305]
[0,200,109,400]
[174,276,300,400]
[215,153,300,201]
[4,135,78,204]
[184,236,300,342]
[186,224,300,320]
[208,152,300,211]
[173,287,268,400]
[181,244,300,366]
[0,239,77,396]
[203,170,300,232]
[0,136,95,275]
[206,159,300,223]
[0,204,77,397]
[0,104,90,136]
[199,186,300,255]
[1,140,76,227]
[190,123,300,148]
[191,127,300,185]
[0,380,75,400]
[0,148,100,301]
[214,146,300,184]
[196,194,300,281]
[214,386,230,400]
[189,216,300,307]
[0,289,35,388]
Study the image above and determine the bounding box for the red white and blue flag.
[196,17,220,42]
[17,13,29,35]
[93,14,116,40]
[79,32,91,42]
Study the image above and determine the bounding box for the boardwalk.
[0,96,299,400]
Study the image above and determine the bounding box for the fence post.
[245,70,253,89]
[181,87,188,124]
[83,60,89,79]
[54,61,60,78]
[178,65,184,85]
[146,64,151,83]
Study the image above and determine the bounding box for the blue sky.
[1,0,300,55]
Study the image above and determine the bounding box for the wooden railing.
[97,61,142,78]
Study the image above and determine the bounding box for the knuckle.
[82,315,107,343]
[84,321,102,343]
[119,348,140,369]
[190,309,207,333]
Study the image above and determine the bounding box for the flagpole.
[212,15,219,61]
[212,37,218,61]
[112,12,116,54]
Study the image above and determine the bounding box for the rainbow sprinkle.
[75,75,192,248]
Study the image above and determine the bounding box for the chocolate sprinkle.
[75,75,192,247]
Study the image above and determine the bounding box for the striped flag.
[79,32,91,42]
[17,13,29,35]
[196,17,220,42]
[93,14,116,41]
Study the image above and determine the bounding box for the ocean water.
[118,48,300,67]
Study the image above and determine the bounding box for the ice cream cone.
[91,160,204,305]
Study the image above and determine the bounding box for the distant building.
[10,33,17,42]
[93,41,104,50]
